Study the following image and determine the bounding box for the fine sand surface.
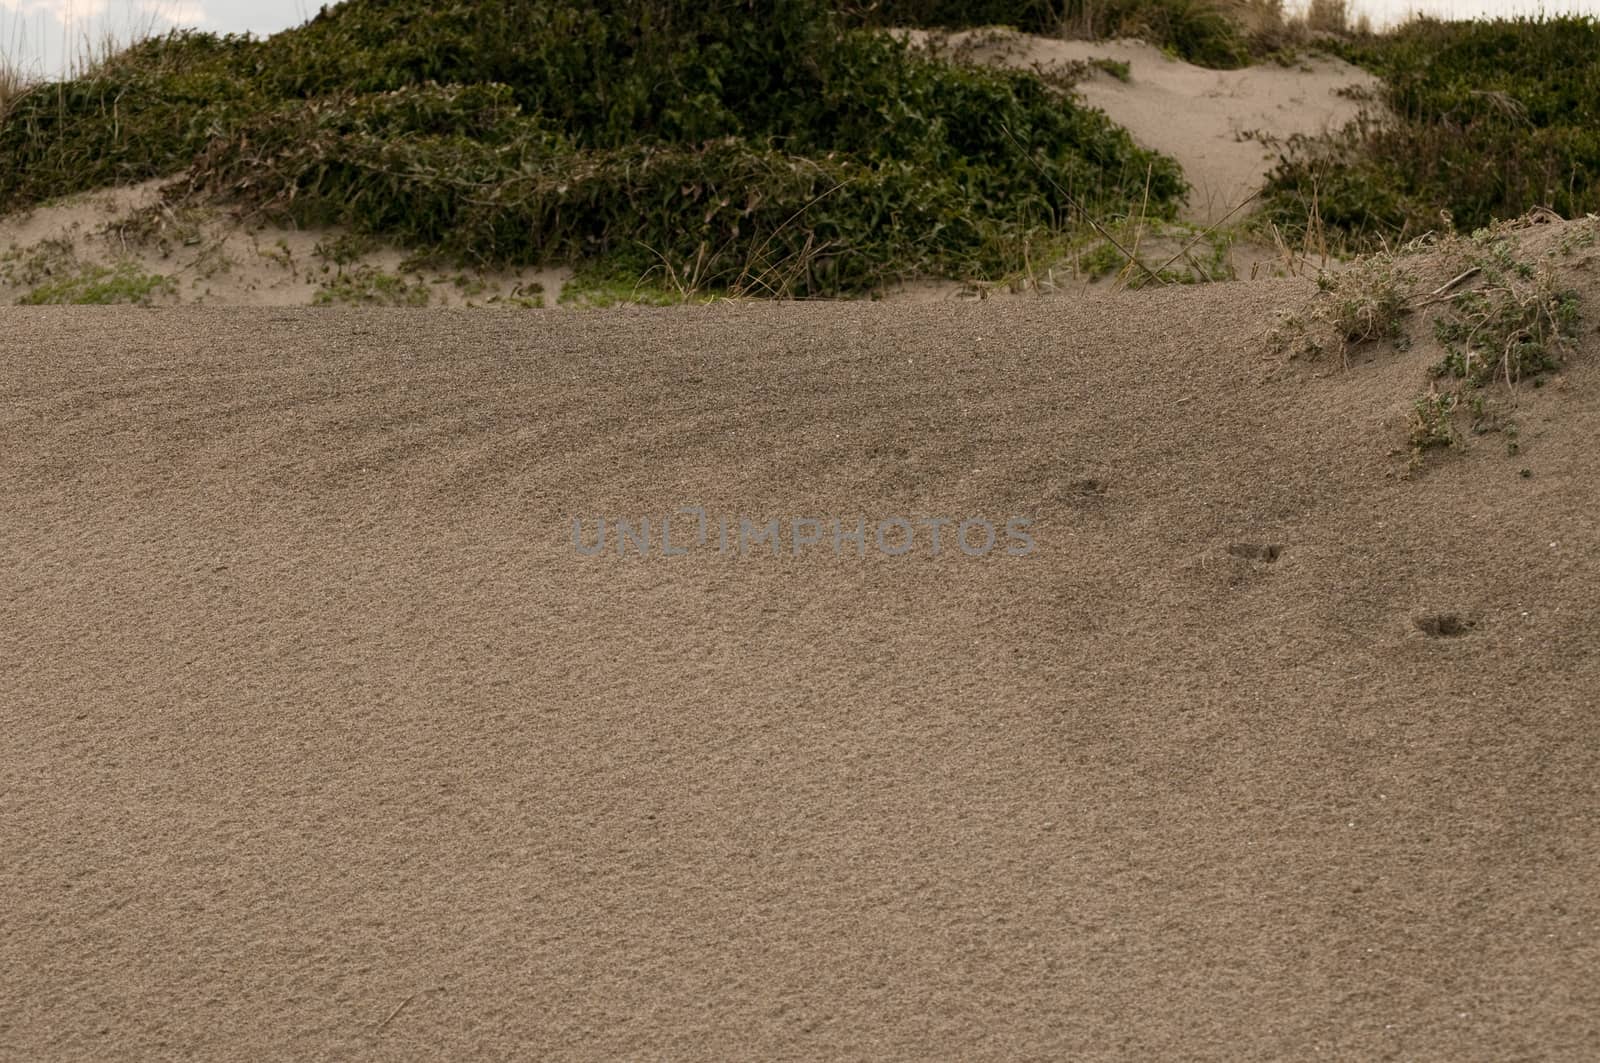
[4,239,1600,1058]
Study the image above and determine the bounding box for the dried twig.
[1151,187,1261,277]
[1409,266,1482,309]
[376,992,419,1032]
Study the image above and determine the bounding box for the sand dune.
[0,34,1376,309]
[4,220,1598,1059]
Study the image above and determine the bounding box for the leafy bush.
[0,0,1185,295]
[831,0,1066,32]
[859,0,1254,68]
[1264,16,1600,248]
[1084,0,1252,68]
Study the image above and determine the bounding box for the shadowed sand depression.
[3,294,1598,1059]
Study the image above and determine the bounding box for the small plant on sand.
[1268,252,1414,362]
[1,237,77,288]
[557,262,702,308]
[484,280,544,309]
[1556,215,1599,255]
[313,265,429,306]
[1406,234,1581,471]
[256,237,297,277]
[312,232,379,273]
[1429,246,1580,390]
[452,272,491,298]
[1322,255,1414,354]
[1407,389,1458,467]
[104,202,208,257]
[1265,308,1323,359]
[1077,239,1130,280]
[1090,56,1132,81]
[1065,215,1239,289]
[18,260,175,305]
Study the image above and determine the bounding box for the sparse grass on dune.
[0,36,30,126]
[18,260,174,305]
[1265,211,1592,473]
[0,65,21,122]
[861,0,1261,66]
[0,13,22,116]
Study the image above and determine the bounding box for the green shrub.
[1095,0,1251,68]
[1265,16,1600,248]
[1090,56,1133,82]
[1408,390,1459,466]
[849,0,1064,32]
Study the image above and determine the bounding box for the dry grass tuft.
[1266,252,1416,363]
[0,61,26,123]
[1304,0,1351,35]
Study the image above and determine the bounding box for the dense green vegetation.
[10,1,1594,289]
[0,0,1185,295]
[1264,16,1600,248]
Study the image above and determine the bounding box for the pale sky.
[2,0,317,77]
[4,0,1599,79]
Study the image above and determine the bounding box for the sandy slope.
[0,180,570,308]
[3,224,1599,1060]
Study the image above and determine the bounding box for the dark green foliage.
[1080,0,1250,68]
[848,0,1064,32]
[0,33,261,206]
[1265,17,1600,247]
[855,0,1252,68]
[0,0,1185,295]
